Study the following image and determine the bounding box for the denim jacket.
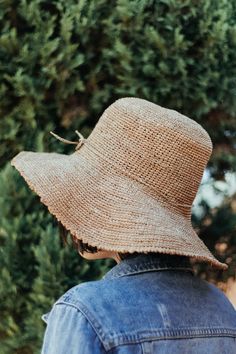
[41,253,236,353]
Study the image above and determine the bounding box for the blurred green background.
[0,0,236,353]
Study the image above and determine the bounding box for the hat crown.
[85,97,213,218]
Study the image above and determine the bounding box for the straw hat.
[11,97,228,270]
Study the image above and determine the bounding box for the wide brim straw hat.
[11,97,228,270]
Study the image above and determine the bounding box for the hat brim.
[11,147,228,270]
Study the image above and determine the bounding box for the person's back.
[41,254,236,353]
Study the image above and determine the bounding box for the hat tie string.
[50,130,86,150]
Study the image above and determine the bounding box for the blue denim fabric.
[41,253,236,353]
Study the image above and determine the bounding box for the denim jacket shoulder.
[42,254,236,353]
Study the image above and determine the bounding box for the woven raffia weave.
[11,97,228,270]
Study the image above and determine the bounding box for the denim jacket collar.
[102,253,195,280]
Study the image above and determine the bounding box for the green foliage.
[0,0,236,352]
[192,194,236,282]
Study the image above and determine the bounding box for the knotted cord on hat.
[50,130,86,150]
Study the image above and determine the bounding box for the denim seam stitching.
[54,301,109,352]
[104,266,194,280]
[106,328,236,350]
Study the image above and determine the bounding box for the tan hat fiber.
[11,97,228,270]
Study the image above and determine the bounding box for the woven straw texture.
[11,97,228,270]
